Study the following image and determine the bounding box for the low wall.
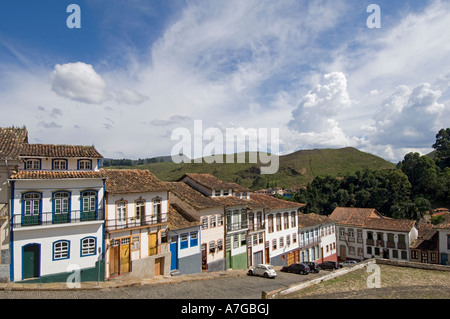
[262,259,376,299]
[375,258,450,272]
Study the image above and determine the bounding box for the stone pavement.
[0,268,251,291]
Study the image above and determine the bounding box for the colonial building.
[102,169,170,279]
[168,203,201,275]
[9,142,106,283]
[330,207,383,261]
[166,181,224,273]
[249,193,304,267]
[410,222,439,264]
[362,218,417,261]
[297,213,337,263]
[435,214,450,265]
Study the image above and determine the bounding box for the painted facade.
[102,169,170,279]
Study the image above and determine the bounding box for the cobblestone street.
[0,268,325,299]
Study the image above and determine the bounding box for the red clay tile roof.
[20,143,103,158]
[0,127,28,160]
[329,207,383,226]
[102,169,168,194]
[363,218,416,232]
[180,173,250,192]
[10,170,105,180]
[249,193,305,211]
[298,213,335,228]
[168,203,201,230]
[166,181,218,210]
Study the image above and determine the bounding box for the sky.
[0,0,449,163]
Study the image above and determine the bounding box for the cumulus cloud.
[50,62,110,104]
[289,72,353,133]
[115,88,149,105]
[369,82,445,148]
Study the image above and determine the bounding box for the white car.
[247,264,277,278]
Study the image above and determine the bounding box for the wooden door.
[287,251,295,266]
[201,243,208,271]
[149,233,158,256]
[155,257,163,276]
[120,239,130,274]
[265,247,270,264]
[340,245,347,260]
[109,244,120,276]
[23,244,40,279]
[421,251,428,263]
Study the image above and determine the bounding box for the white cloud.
[289,72,353,133]
[50,62,110,104]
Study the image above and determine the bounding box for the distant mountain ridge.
[104,147,395,190]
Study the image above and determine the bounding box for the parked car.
[342,260,357,267]
[247,264,277,278]
[318,261,342,270]
[303,261,320,273]
[280,263,310,275]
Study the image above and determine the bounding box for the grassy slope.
[106,147,395,190]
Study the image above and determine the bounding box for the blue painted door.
[170,236,178,270]
[441,253,448,265]
[23,244,40,280]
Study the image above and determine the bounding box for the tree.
[433,128,450,169]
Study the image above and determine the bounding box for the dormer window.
[53,159,67,170]
[214,190,221,197]
[25,159,41,170]
[78,159,92,170]
[223,189,229,196]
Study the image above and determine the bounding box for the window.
[292,233,297,243]
[367,246,372,255]
[276,213,281,231]
[53,159,67,170]
[25,159,40,170]
[116,201,127,222]
[411,250,418,259]
[253,235,258,246]
[53,192,70,213]
[291,212,296,227]
[135,201,145,220]
[256,212,262,229]
[23,192,41,216]
[268,215,274,233]
[131,236,140,250]
[258,233,263,244]
[272,239,277,250]
[233,235,239,249]
[240,233,246,246]
[223,189,229,196]
[284,213,289,229]
[81,191,97,221]
[214,189,221,197]
[279,237,284,248]
[349,246,355,255]
[286,235,291,246]
[53,240,70,260]
[392,249,398,258]
[153,198,161,219]
[81,237,96,256]
[78,160,91,170]
[218,215,223,226]
[447,235,450,250]
[180,233,188,249]
[210,215,216,228]
[358,247,363,256]
[431,252,437,262]
[190,231,198,247]
[217,239,223,251]
[209,241,215,253]
[202,217,208,229]
[401,250,407,260]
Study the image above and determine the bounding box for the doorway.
[22,244,40,280]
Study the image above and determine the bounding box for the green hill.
[105,147,395,190]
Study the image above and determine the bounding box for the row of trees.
[287,128,450,221]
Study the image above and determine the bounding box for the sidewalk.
[0,268,249,291]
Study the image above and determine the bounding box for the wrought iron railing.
[12,210,104,228]
[105,213,168,231]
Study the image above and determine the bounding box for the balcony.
[366,239,374,246]
[376,240,385,247]
[12,210,104,228]
[387,241,396,248]
[226,221,248,232]
[248,222,265,232]
[397,242,406,250]
[105,213,168,231]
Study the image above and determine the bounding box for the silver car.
[247,264,277,278]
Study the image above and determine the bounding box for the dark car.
[303,261,320,273]
[281,263,310,275]
[318,261,342,270]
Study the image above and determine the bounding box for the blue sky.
[0,0,449,162]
